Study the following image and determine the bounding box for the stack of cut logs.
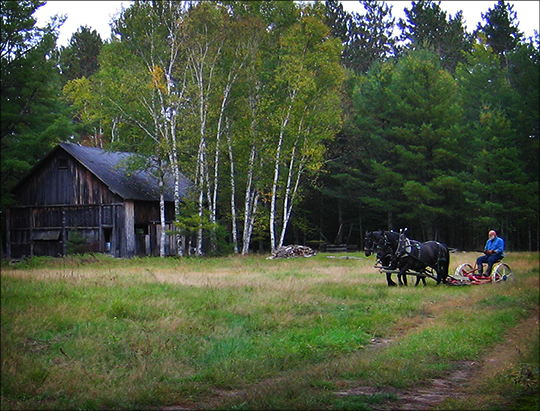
[267,245,317,259]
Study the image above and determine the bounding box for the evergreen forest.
[1,0,538,254]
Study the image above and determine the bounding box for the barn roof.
[60,143,190,202]
[13,143,190,202]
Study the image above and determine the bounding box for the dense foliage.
[1,0,538,254]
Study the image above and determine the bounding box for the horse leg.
[435,261,447,285]
[398,266,407,286]
[386,272,397,287]
[414,276,426,286]
[441,254,449,284]
[435,245,450,285]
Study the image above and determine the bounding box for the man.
[476,230,505,277]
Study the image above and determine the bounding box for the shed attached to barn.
[6,143,190,258]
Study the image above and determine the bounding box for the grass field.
[1,251,538,410]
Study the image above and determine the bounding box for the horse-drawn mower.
[364,229,514,286]
[446,262,514,285]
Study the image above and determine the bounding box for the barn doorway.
[103,227,113,254]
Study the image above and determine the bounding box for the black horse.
[381,230,449,286]
[370,230,425,286]
[364,230,400,286]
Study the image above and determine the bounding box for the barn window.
[135,224,148,235]
[58,159,68,170]
[31,230,61,240]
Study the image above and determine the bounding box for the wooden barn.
[6,143,190,259]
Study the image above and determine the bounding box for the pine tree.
[324,0,398,74]
[399,0,472,72]
[59,26,103,83]
[476,0,523,68]
[353,49,464,238]
[1,0,73,205]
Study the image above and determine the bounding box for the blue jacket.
[485,236,505,257]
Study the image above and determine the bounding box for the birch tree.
[268,5,345,251]
[94,39,169,255]
[147,1,193,256]
[180,3,227,255]
[183,2,252,255]
[221,12,268,255]
[105,1,193,256]
[207,7,252,254]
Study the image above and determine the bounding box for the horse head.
[364,230,382,256]
[377,231,394,256]
[364,231,373,256]
[396,229,412,257]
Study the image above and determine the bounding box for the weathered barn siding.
[133,201,176,257]
[13,152,122,206]
[7,204,127,258]
[6,143,189,259]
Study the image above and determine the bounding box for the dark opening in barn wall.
[30,230,61,241]
[103,227,113,253]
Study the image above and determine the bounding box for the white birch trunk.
[241,143,258,255]
[277,150,304,248]
[270,94,295,252]
[226,119,239,254]
[276,113,307,248]
[277,142,296,248]
[196,137,206,256]
[159,185,166,258]
[193,56,208,257]
[208,84,230,253]
[190,42,220,256]
[241,77,262,255]
[243,191,259,255]
[162,3,187,257]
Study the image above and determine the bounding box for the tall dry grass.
[1,251,538,410]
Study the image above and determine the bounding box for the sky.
[35,1,539,48]
[342,1,539,39]
[34,1,130,47]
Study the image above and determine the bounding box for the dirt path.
[335,306,539,410]
[153,305,538,411]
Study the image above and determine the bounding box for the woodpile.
[267,245,317,259]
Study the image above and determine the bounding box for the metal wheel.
[454,263,473,278]
[491,263,513,283]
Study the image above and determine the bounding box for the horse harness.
[396,235,447,267]
[395,237,420,266]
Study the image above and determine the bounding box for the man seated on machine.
[476,230,505,277]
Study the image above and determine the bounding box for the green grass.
[1,252,538,410]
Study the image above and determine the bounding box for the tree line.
[1,0,538,254]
